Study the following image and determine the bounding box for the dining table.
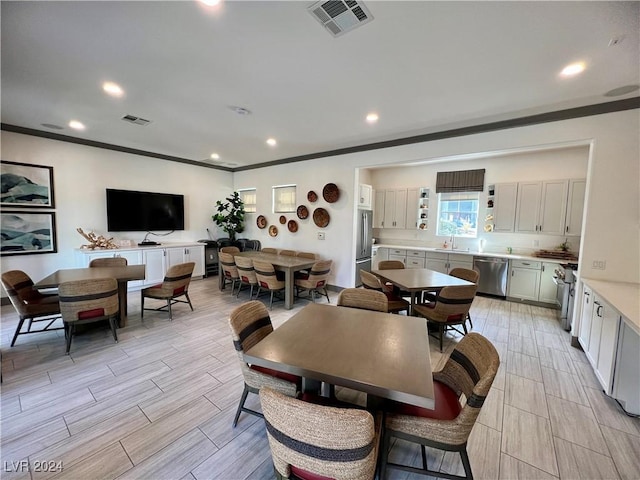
[372,268,474,315]
[226,251,317,310]
[243,303,435,409]
[34,265,146,327]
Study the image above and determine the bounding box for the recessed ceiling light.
[210,153,220,160]
[103,81,124,97]
[266,138,277,147]
[560,62,586,77]
[366,113,379,123]
[68,120,86,131]
[199,0,221,6]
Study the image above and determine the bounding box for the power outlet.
[317,232,325,240]
[592,260,606,270]
[533,240,539,247]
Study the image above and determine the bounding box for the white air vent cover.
[308,0,373,37]
[122,114,151,126]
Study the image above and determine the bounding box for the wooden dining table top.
[372,268,473,292]
[243,303,435,408]
[233,251,316,269]
[34,265,146,288]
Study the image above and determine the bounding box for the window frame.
[436,191,480,238]
[272,184,297,213]
[237,188,257,213]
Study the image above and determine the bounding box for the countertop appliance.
[355,209,373,286]
[553,263,577,330]
[473,256,509,297]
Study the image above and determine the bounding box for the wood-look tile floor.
[2,276,639,479]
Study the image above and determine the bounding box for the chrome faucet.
[450,235,457,250]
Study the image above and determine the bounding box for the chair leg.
[322,286,330,303]
[421,445,428,470]
[269,291,274,310]
[65,323,74,355]
[10,318,26,347]
[109,317,118,343]
[141,292,145,320]
[185,292,194,311]
[233,384,250,427]
[439,324,444,352]
[167,299,173,321]
[379,425,392,480]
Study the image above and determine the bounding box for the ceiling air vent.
[122,114,151,126]
[308,0,373,37]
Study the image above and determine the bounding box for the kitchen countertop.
[581,278,640,335]
[374,243,570,265]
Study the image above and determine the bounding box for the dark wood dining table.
[243,303,435,409]
[34,265,146,327]
[372,268,473,315]
[225,251,317,310]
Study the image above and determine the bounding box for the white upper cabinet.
[514,179,580,235]
[373,190,385,228]
[358,184,372,209]
[515,181,543,233]
[539,180,569,235]
[382,189,408,229]
[492,182,518,232]
[565,179,586,236]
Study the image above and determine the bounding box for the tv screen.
[106,189,185,232]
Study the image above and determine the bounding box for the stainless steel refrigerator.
[355,209,373,286]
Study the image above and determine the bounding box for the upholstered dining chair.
[141,262,195,321]
[260,387,381,480]
[379,333,499,480]
[337,288,388,312]
[378,260,405,270]
[89,256,127,267]
[1,270,63,347]
[448,268,480,330]
[228,301,300,427]
[58,278,119,354]
[295,251,317,260]
[220,246,240,254]
[294,259,332,303]
[278,249,296,257]
[360,270,410,314]
[219,252,241,296]
[253,260,286,310]
[413,283,478,352]
[234,256,258,299]
[261,247,278,254]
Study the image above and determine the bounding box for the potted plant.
[212,192,245,241]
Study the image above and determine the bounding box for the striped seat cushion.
[385,380,461,420]
[290,465,334,480]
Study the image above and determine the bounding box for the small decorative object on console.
[77,227,119,250]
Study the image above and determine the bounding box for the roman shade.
[436,169,485,193]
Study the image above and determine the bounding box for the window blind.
[436,169,485,193]
[273,185,296,213]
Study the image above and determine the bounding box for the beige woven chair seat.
[1,270,63,347]
[380,333,500,479]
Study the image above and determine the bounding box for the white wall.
[2,108,638,293]
[368,145,589,255]
[1,131,233,289]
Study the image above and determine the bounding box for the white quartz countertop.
[374,243,569,264]
[76,241,204,253]
[581,278,640,335]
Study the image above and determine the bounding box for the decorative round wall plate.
[257,215,267,229]
[322,183,340,203]
[279,215,287,224]
[307,190,318,203]
[269,225,278,237]
[313,208,330,228]
[296,205,309,219]
[287,220,298,233]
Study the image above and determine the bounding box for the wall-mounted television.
[106,189,185,232]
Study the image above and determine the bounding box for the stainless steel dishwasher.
[473,256,509,297]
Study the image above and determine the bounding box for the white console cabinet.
[75,243,205,290]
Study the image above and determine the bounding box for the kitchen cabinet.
[405,249,426,269]
[578,284,594,349]
[374,188,420,229]
[425,251,472,274]
[166,246,205,277]
[538,262,558,304]
[358,183,372,209]
[508,260,541,301]
[79,250,144,287]
[565,179,586,235]
[143,248,167,286]
[388,248,407,266]
[486,183,518,232]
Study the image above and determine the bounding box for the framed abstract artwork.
[1,211,57,256]
[1,160,55,208]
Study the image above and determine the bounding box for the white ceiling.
[2,1,638,170]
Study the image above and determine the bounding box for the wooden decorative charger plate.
[313,207,330,228]
[296,205,309,219]
[269,225,278,237]
[307,190,318,203]
[279,215,287,224]
[322,183,340,203]
[257,215,267,229]
[288,220,298,233]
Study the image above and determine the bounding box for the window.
[437,192,479,237]
[272,185,296,213]
[238,188,257,213]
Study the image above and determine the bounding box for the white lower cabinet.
[425,252,472,274]
[538,262,558,304]
[508,260,540,301]
[165,246,205,277]
[589,295,620,393]
[578,284,594,349]
[143,249,168,286]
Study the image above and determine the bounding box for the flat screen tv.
[106,189,185,232]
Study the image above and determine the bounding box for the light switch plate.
[317,232,325,240]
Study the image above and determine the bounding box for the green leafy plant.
[212,192,245,240]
